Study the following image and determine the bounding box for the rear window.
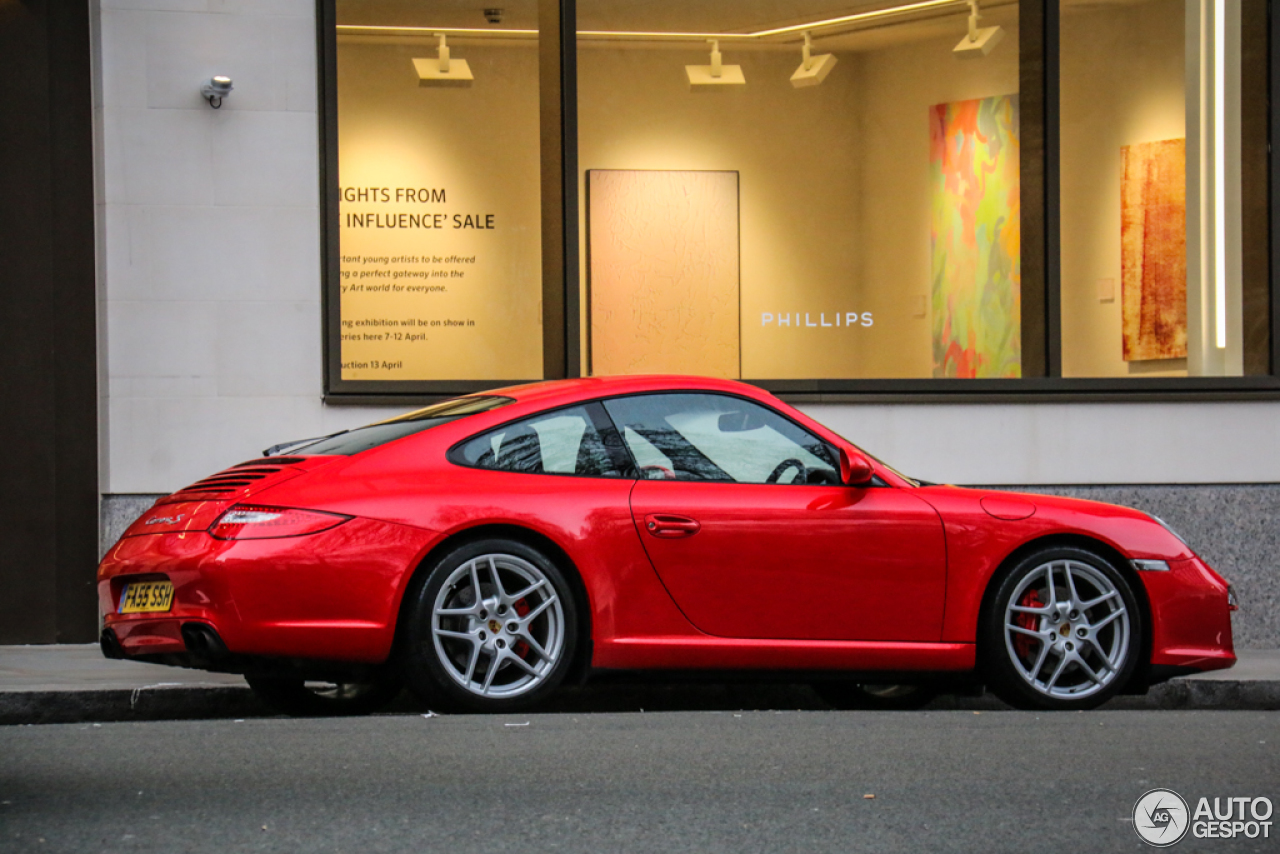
[290,396,513,456]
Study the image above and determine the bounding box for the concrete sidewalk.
[2,645,1278,724]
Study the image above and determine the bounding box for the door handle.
[644,513,701,538]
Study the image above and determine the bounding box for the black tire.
[981,546,1142,711]
[247,671,401,717]
[401,538,578,714]
[814,682,938,710]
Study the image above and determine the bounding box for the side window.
[602,394,839,484]
[454,405,624,478]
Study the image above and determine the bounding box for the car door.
[602,393,947,642]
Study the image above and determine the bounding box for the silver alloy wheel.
[1003,559,1130,701]
[431,553,565,699]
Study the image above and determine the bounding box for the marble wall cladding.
[96,0,352,494]
[100,495,165,558]
[989,484,1280,649]
[101,484,1279,647]
[803,400,1280,486]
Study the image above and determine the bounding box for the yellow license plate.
[119,580,175,614]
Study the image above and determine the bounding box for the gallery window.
[326,0,545,391]
[576,0,1022,380]
[320,0,1279,398]
[1059,0,1270,379]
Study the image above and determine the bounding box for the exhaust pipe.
[181,623,229,658]
[100,628,125,660]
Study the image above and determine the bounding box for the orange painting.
[587,170,740,378]
[1121,139,1186,361]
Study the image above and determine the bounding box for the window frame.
[319,0,1280,403]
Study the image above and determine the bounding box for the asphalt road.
[1,711,1276,854]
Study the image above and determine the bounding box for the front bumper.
[97,516,436,665]
[1143,554,1236,673]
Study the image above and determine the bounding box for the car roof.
[481,375,776,408]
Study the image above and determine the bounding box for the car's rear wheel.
[246,672,401,716]
[982,546,1141,710]
[402,538,577,713]
[813,682,938,710]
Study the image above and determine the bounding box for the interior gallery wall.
[577,46,864,379]
[852,27,1021,378]
[576,21,1023,379]
[337,40,543,381]
[1059,0,1186,377]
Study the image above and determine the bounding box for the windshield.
[287,396,513,456]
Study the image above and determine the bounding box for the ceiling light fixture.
[412,33,474,86]
[790,31,837,88]
[338,0,972,44]
[686,40,745,89]
[953,0,1004,58]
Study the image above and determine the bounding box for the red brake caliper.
[1013,589,1044,661]
[512,598,531,659]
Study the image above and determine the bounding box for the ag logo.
[1134,788,1190,847]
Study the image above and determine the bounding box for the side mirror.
[839,448,875,486]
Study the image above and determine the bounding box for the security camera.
[483,7,503,24]
[201,76,233,108]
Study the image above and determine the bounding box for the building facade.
[2,0,1278,647]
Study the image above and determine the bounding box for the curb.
[1136,678,1280,711]
[0,687,268,726]
[2,678,1277,725]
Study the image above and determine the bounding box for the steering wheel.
[766,458,808,484]
[640,464,675,481]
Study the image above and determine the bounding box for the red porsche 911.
[98,375,1236,714]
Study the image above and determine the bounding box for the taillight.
[209,505,351,540]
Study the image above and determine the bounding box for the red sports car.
[98,375,1236,714]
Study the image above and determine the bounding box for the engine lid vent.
[165,457,311,503]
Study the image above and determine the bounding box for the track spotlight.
[413,33,474,86]
[953,0,1004,59]
[790,32,837,88]
[686,39,745,89]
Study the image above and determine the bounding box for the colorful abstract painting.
[1121,139,1186,361]
[929,95,1021,378]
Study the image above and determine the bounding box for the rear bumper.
[97,516,436,665]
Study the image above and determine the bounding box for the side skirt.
[593,637,975,673]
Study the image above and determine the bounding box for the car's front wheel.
[982,546,1142,710]
[402,538,578,713]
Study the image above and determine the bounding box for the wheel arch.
[975,533,1153,688]
[391,522,594,684]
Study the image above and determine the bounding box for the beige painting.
[1121,139,1187,361]
[587,170,740,378]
